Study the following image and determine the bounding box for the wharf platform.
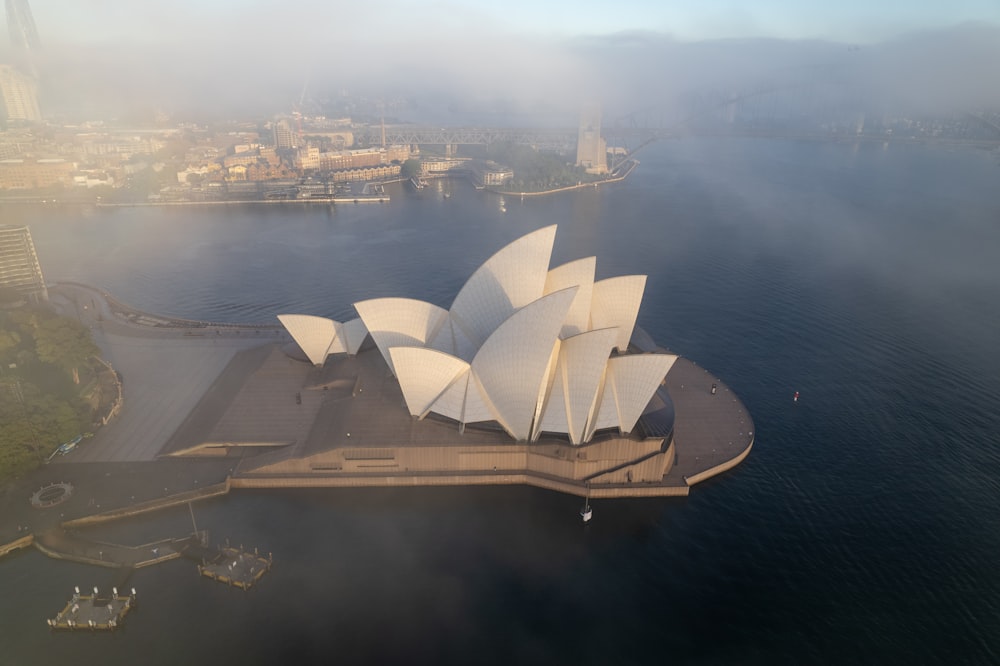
[33,528,204,569]
[197,546,272,590]
[48,587,137,631]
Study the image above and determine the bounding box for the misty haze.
[1,1,999,664]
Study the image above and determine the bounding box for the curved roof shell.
[354,297,448,375]
[277,225,675,444]
[390,346,470,418]
[470,286,577,441]
[544,256,596,338]
[535,327,619,444]
[446,225,556,358]
[591,275,646,352]
[278,314,370,366]
[277,314,339,366]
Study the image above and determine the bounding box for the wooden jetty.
[48,586,136,631]
[196,545,272,590]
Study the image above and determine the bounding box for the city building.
[469,160,513,188]
[0,224,47,302]
[576,104,608,174]
[279,225,674,445]
[327,164,400,182]
[0,158,75,189]
[272,119,297,149]
[420,158,468,176]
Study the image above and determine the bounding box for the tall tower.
[273,118,297,149]
[3,0,41,122]
[0,64,41,122]
[5,0,41,52]
[0,224,47,302]
[576,104,608,175]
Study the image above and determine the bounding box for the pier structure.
[197,545,272,590]
[32,528,206,569]
[47,586,137,631]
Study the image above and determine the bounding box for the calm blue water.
[3,138,1000,664]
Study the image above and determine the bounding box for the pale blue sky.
[31,0,1000,45]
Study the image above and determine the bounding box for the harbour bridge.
[351,81,863,148]
[350,80,1000,166]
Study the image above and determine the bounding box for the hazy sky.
[32,0,1000,44]
[12,1,1000,119]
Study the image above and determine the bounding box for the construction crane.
[292,76,310,147]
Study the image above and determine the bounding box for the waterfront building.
[279,226,674,445]
[78,133,164,158]
[296,146,321,170]
[0,224,47,302]
[576,104,608,175]
[326,163,400,182]
[225,164,248,182]
[222,153,260,168]
[420,158,468,176]
[0,157,75,190]
[469,160,513,188]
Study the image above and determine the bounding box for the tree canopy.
[0,307,100,482]
[400,158,422,179]
[486,143,603,192]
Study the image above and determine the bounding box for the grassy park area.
[0,292,103,482]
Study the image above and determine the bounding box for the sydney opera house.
[279,226,673,446]
[223,225,753,498]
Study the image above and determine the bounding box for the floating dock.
[197,546,272,590]
[48,586,136,631]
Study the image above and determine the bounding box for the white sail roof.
[390,347,470,418]
[277,314,339,366]
[354,297,448,375]
[544,256,596,338]
[447,225,556,357]
[590,275,646,352]
[535,328,618,444]
[278,225,674,445]
[469,287,576,440]
[340,317,369,356]
[588,353,677,439]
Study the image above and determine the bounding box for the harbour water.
[2,137,1000,664]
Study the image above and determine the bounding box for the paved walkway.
[34,527,195,569]
[47,284,270,463]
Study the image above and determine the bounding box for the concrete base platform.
[157,339,752,498]
[35,283,753,504]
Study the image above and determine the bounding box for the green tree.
[32,316,99,384]
[401,158,422,179]
[0,310,99,481]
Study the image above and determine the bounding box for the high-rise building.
[0,65,41,123]
[5,0,41,52]
[273,119,297,149]
[0,224,47,302]
[576,104,608,175]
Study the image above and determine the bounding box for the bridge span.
[352,125,578,148]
